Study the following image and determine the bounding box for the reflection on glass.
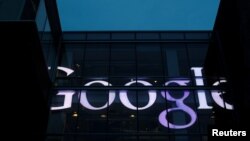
[46,32,228,141]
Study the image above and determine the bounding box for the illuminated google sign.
[51,67,233,129]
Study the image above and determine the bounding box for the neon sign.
[50,67,233,129]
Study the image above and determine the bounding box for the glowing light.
[159,80,197,129]
[80,81,115,110]
[119,80,157,110]
[211,80,234,110]
[130,114,135,118]
[191,67,213,109]
[51,90,75,110]
[57,67,74,76]
[49,66,235,130]
[100,114,107,118]
[72,112,78,117]
[48,66,74,76]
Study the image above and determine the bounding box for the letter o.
[119,80,157,110]
[80,81,115,110]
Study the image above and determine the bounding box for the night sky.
[57,0,220,31]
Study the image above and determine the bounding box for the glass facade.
[45,32,235,141]
[36,0,57,79]
[0,0,26,20]
[2,0,248,141]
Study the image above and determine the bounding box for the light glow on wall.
[50,67,234,129]
[211,80,234,110]
[159,80,197,129]
[80,80,116,110]
[119,80,157,110]
[51,91,75,110]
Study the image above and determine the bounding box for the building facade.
[1,0,249,141]
[44,31,234,141]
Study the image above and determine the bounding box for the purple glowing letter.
[159,80,197,129]
[119,80,157,110]
[80,81,115,110]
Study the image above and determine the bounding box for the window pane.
[136,33,159,40]
[87,33,110,40]
[77,90,109,132]
[188,44,208,67]
[112,33,135,40]
[161,33,184,40]
[138,90,168,133]
[48,90,79,133]
[108,90,137,133]
[163,43,190,77]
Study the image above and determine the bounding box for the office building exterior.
[1,0,249,141]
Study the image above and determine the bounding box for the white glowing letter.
[119,80,157,110]
[51,90,75,110]
[191,67,212,109]
[80,81,115,110]
[57,67,74,76]
[211,80,233,110]
[48,66,74,76]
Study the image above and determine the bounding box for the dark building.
[205,0,250,131]
[1,0,249,141]
[46,31,216,141]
